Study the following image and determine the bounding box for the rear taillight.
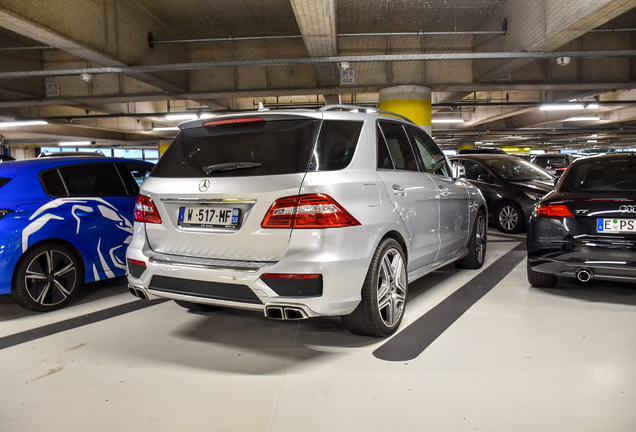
[134,194,162,224]
[261,194,360,229]
[536,202,573,218]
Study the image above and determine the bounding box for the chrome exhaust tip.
[128,284,149,300]
[283,307,308,320]
[265,306,285,320]
[265,305,309,320]
[576,268,593,283]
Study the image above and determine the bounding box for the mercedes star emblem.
[199,179,210,192]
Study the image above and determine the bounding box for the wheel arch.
[381,230,408,264]
[14,238,87,285]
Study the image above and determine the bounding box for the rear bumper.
[527,217,636,284]
[126,226,380,317]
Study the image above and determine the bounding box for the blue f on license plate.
[597,218,636,233]
[179,206,240,227]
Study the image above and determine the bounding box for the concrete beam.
[290,0,339,87]
[474,0,636,81]
[0,1,188,92]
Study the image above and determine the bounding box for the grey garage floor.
[1,233,635,432]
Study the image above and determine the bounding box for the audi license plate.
[179,206,240,228]
[597,218,636,233]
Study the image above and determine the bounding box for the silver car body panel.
[126,108,487,317]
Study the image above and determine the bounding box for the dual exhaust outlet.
[265,305,308,320]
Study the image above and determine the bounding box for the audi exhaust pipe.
[575,268,593,283]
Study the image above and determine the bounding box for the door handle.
[392,184,406,197]
[75,211,94,218]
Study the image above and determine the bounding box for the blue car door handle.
[75,211,94,218]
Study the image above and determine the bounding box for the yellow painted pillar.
[379,85,432,135]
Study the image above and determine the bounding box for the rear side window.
[0,177,11,189]
[40,170,67,196]
[308,120,363,171]
[151,119,320,178]
[377,122,418,171]
[58,163,127,197]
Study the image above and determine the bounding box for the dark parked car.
[531,153,579,177]
[449,154,554,233]
[0,156,154,311]
[527,153,636,287]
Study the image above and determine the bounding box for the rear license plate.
[597,218,636,233]
[179,206,240,228]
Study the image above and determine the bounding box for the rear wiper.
[202,162,261,174]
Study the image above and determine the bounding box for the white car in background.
[126,106,487,337]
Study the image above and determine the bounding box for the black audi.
[527,153,636,287]
[449,154,554,233]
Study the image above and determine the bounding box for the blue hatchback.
[0,156,154,311]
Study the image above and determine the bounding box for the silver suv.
[127,105,487,337]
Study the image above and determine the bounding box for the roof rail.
[319,104,414,124]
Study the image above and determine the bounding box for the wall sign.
[340,68,356,85]
[46,81,61,97]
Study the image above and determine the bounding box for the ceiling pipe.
[0,45,55,52]
[147,28,636,46]
[1,50,635,80]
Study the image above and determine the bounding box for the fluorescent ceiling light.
[564,116,600,121]
[59,141,91,146]
[586,104,599,109]
[587,140,598,143]
[539,104,585,111]
[431,119,464,123]
[0,120,48,127]
[153,126,180,131]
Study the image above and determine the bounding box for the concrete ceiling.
[0,0,635,153]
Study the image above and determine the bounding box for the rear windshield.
[534,156,568,167]
[564,158,636,192]
[150,119,363,178]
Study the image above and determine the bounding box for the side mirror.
[477,173,492,183]
[452,162,465,180]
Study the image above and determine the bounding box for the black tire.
[455,210,487,269]
[11,243,82,312]
[174,300,223,312]
[527,259,557,287]
[496,201,525,234]
[341,238,407,337]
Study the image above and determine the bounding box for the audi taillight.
[261,194,360,229]
[536,202,573,218]
[134,194,162,224]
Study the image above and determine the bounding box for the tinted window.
[461,160,489,181]
[0,177,11,189]
[377,122,418,171]
[408,127,450,176]
[377,124,394,169]
[308,120,363,171]
[40,169,67,197]
[564,158,636,192]
[59,163,127,197]
[122,162,153,187]
[151,119,319,178]
[483,158,553,181]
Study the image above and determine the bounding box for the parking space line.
[0,299,168,350]
[373,242,526,361]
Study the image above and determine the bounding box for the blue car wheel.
[12,243,82,312]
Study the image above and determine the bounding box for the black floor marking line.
[374,242,526,362]
[0,299,169,351]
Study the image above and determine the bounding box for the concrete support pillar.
[379,85,432,135]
